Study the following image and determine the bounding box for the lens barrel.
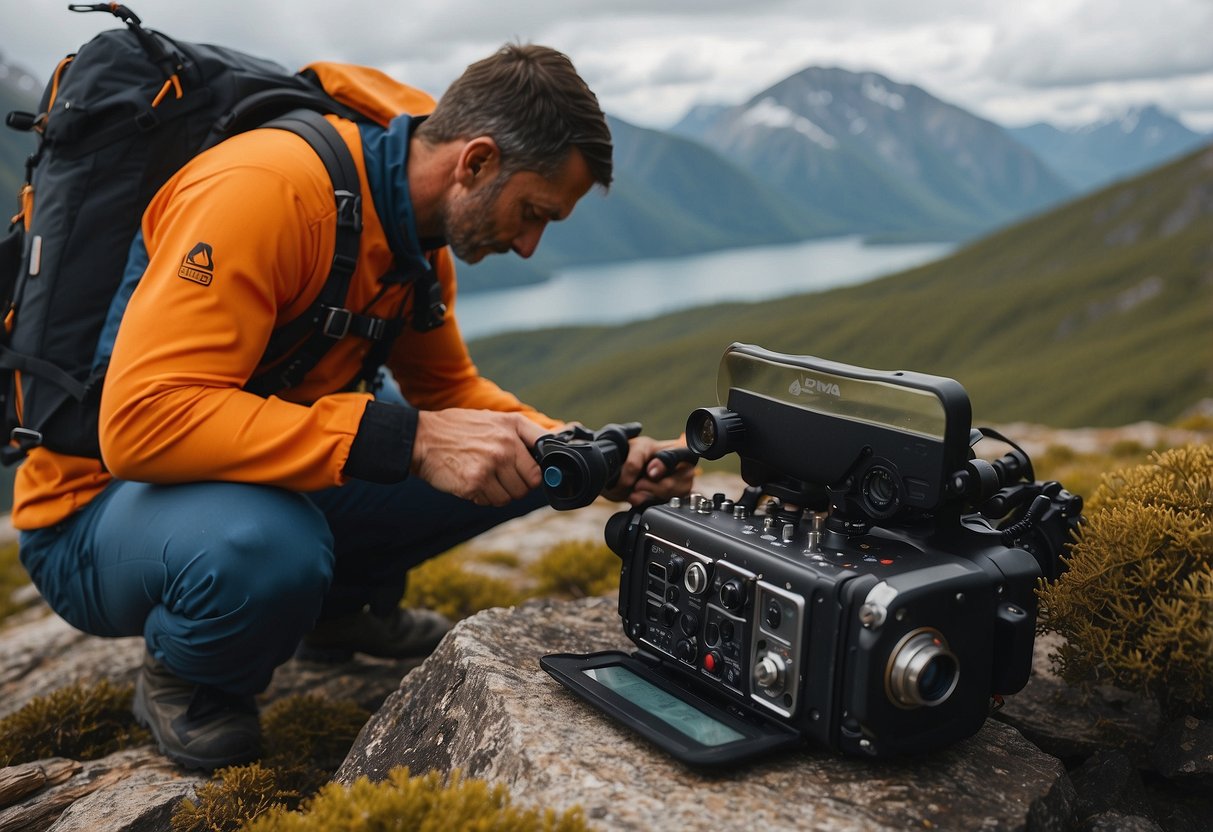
[886,628,959,708]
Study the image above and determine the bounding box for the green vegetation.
[1037,444,1213,719]
[0,679,149,765]
[172,763,296,832]
[241,767,588,832]
[403,551,525,621]
[0,541,30,623]
[403,538,622,622]
[528,540,620,599]
[469,145,1213,434]
[260,695,371,798]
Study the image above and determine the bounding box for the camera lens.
[860,464,901,519]
[886,629,959,709]
[685,407,744,460]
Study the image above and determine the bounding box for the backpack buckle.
[334,190,362,233]
[321,307,351,339]
[10,426,43,449]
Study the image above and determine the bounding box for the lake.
[454,236,953,340]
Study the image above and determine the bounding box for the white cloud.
[2,1,1210,133]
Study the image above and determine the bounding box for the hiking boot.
[294,606,453,662]
[132,653,261,771]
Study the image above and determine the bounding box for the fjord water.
[455,236,953,339]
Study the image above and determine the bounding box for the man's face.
[443,148,595,264]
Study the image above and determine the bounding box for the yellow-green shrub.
[172,763,296,832]
[260,695,370,797]
[1036,444,1213,717]
[242,767,588,832]
[403,552,524,621]
[0,679,149,765]
[528,539,620,599]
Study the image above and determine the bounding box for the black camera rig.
[542,343,1082,766]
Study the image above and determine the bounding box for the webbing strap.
[244,110,391,397]
[0,343,87,400]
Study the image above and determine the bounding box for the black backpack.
[0,4,412,464]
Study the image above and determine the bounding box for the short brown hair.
[416,44,613,188]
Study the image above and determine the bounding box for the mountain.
[1010,105,1212,191]
[671,67,1076,242]
[454,114,829,292]
[467,143,1213,435]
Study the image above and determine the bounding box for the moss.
[475,549,522,569]
[403,551,524,621]
[527,540,620,599]
[0,541,31,624]
[172,763,297,832]
[243,767,589,832]
[1037,444,1213,718]
[0,679,150,765]
[261,695,370,797]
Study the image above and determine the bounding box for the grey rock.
[0,613,144,719]
[0,603,421,831]
[1079,811,1163,832]
[45,750,203,832]
[1069,750,1151,820]
[338,596,1076,832]
[1151,714,1213,789]
[993,632,1160,764]
[0,749,200,832]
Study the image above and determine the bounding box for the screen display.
[584,665,746,747]
[719,343,949,440]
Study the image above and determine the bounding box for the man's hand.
[411,409,547,506]
[602,435,697,507]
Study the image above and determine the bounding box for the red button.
[704,651,720,674]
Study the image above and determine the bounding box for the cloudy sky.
[3,0,1212,132]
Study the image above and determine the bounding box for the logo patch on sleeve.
[178,242,215,285]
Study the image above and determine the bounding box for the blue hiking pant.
[19,475,545,695]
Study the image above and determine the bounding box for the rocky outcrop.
[337,596,1076,831]
[0,608,422,830]
[3,586,1210,830]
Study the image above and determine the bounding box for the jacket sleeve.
[98,137,376,489]
[385,247,563,430]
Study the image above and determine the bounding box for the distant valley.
[468,143,1213,434]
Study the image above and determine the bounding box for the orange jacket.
[11,63,558,530]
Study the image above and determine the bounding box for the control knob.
[684,561,708,595]
[719,579,745,612]
[753,653,787,693]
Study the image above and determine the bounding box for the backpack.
[0,4,418,464]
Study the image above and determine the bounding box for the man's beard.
[443,175,509,264]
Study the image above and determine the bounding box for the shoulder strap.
[244,109,394,397]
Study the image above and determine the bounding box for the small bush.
[403,552,524,621]
[172,763,296,832]
[528,539,620,599]
[0,679,149,765]
[243,767,589,832]
[1037,444,1213,718]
